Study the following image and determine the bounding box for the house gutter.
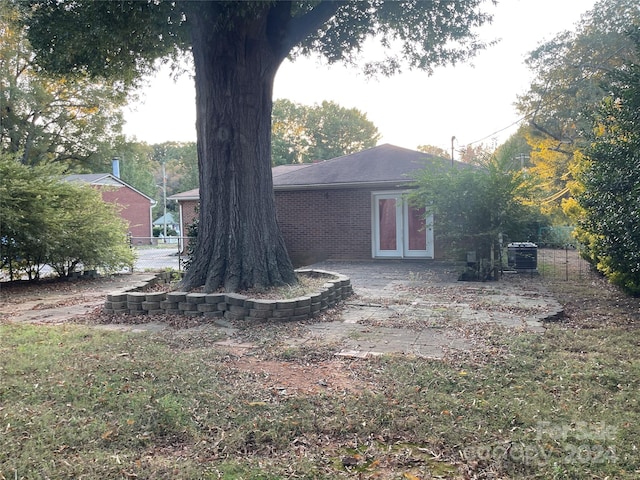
[273,180,416,192]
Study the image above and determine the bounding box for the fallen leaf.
[403,473,421,480]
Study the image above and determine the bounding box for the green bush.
[153,225,178,237]
[410,153,546,278]
[0,154,135,280]
[46,184,136,277]
[577,32,640,295]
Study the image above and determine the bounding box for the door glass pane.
[407,206,427,250]
[378,198,397,250]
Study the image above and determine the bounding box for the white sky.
[122,0,596,154]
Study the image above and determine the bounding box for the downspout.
[177,202,185,253]
[149,200,157,244]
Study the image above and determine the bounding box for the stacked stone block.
[103,270,352,322]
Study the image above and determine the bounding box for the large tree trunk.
[181,4,297,292]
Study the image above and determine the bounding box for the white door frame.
[372,191,433,259]
[372,193,403,257]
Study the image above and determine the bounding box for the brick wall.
[177,188,442,266]
[180,200,199,233]
[100,186,153,242]
[178,200,199,251]
[275,188,374,266]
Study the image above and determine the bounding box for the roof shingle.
[272,144,446,189]
[168,144,454,199]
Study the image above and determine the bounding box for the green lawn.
[1,273,639,479]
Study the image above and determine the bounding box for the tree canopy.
[0,2,127,169]
[23,1,493,83]
[516,0,639,220]
[152,141,199,194]
[576,30,640,295]
[22,0,495,292]
[517,0,638,144]
[417,144,449,159]
[272,99,380,165]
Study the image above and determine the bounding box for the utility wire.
[465,115,529,147]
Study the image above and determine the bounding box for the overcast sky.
[122,0,596,155]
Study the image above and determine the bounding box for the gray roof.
[168,187,200,201]
[63,173,119,185]
[153,213,178,225]
[168,144,455,200]
[272,164,309,177]
[272,144,447,190]
[62,173,155,202]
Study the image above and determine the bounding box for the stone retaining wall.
[103,269,352,322]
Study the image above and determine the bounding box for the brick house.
[63,173,156,244]
[169,144,450,265]
[167,186,200,243]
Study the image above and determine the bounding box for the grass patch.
[2,269,640,478]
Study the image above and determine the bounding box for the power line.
[465,115,529,147]
[462,41,630,149]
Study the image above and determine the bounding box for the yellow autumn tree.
[523,129,577,221]
[517,0,639,225]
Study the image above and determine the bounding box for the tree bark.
[181,4,297,292]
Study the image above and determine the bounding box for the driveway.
[133,246,182,271]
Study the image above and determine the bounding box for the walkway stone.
[291,260,559,358]
[3,261,563,359]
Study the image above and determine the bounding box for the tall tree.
[152,141,199,194]
[271,99,311,165]
[272,99,380,165]
[23,0,494,292]
[417,144,449,159]
[0,2,127,169]
[516,0,639,218]
[149,141,199,218]
[457,143,494,165]
[576,30,640,294]
[305,100,381,161]
[517,0,638,143]
[115,139,157,198]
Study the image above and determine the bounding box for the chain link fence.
[2,237,592,281]
[130,240,590,279]
[536,246,591,281]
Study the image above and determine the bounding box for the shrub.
[577,32,640,295]
[0,154,135,279]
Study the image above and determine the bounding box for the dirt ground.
[0,272,375,396]
[0,273,157,324]
[0,261,563,397]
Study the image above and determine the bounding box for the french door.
[373,193,433,258]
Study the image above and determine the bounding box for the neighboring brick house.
[167,164,308,252]
[167,187,199,251]
[63,174,156,244]
[169,144,450,265]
